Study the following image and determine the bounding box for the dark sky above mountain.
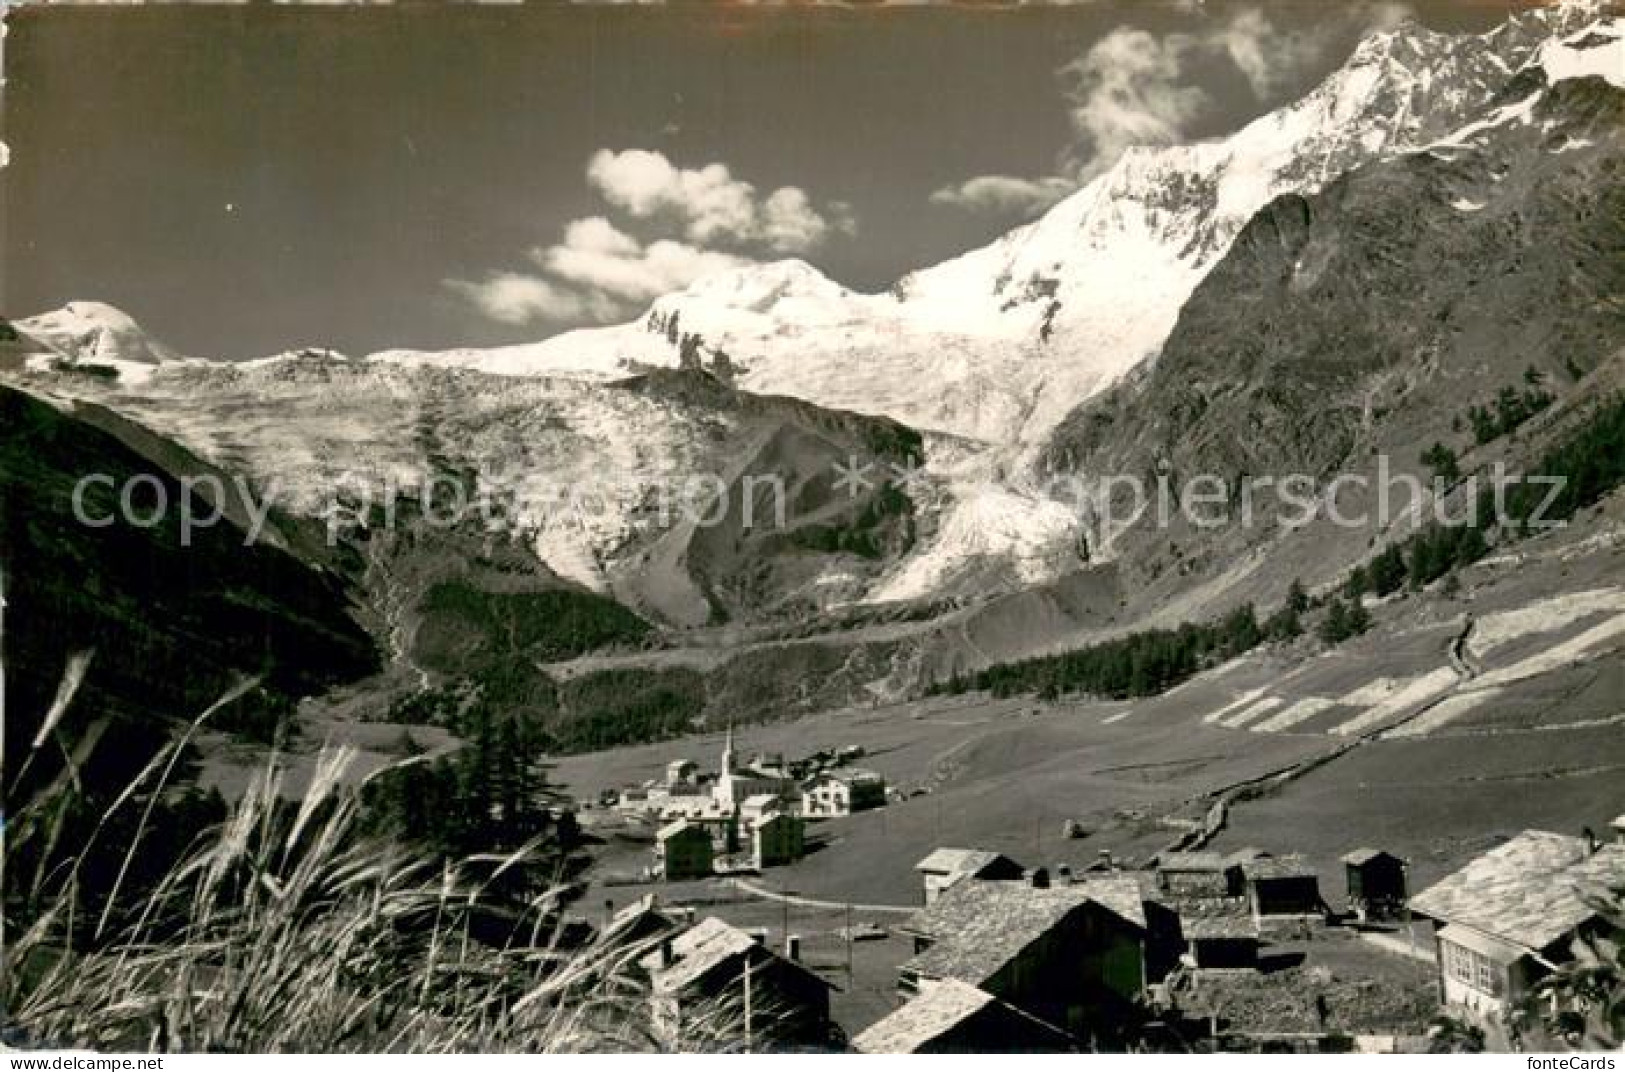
[2,1,1524,360]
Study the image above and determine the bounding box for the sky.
[1,1,1530,360]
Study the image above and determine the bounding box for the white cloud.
[446,272,617,326]
[1216,9,1298,99]
[1060,24,1212,179]
[935,3,1413,216]
[586,148,850,254]
[533,217,750,304]
[452,150,853,327]
[929,174,1075,215]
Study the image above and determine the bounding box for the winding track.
[728,877,916,915]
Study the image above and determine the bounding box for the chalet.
[1409,831,1625,1028]
[640,917,835,1049]
[898,876,1146,1041]
[602,893,682,945]
[915,848,1024,905]
[665,758,698,786]
[1341,848,1408,921]
[851,978,1077,1053]
[801,770,887,817]
[657,820,714,880]
[751,812,806,869]
[1154,851,1244,898]
[1182,914,1260,972]
[1242,855,1323,920]
[1113,875,1187,984]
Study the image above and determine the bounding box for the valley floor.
[550,513,1625,1039]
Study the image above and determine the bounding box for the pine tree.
[1346,597,1372,636]
[1319,599,1351,645]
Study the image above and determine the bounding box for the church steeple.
[721,721,737,775]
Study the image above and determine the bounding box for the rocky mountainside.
[1040,51,1625,608]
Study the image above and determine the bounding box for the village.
[602,727,891,878]
[555,727,1625,1052]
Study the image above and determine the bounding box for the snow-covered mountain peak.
[665,258,850,310]
[18,301,185,367]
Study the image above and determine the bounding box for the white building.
[802,769,887,817]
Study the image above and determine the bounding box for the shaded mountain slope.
[0,384,378,769]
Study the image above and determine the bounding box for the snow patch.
[1537,19,1625,88]
[1384,688,1501,738]
[1222,696,1285,729]
[1329,667,1460,736]
[1251,697,1338,733]
[1202,687,1269,724]
[1473,612,1625,689]
[1467,587,1625,658]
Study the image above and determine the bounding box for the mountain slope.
[0,384,379,769]
[1039,64,1625,611]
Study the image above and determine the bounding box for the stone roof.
[1242,854,1318,881]
[640,917,833,996]
[642,917,757,993]
[915,847,1013,876]
[1341,847,1401,867]
[1076,875,1150,931]
[603,893,670,937]
[850,979,1073,1054]
[1185,915,1259,941]
[1156,851,1232,872]
[851,979,996,1052]
[1409,832,1625,952]
[901,880,1141,986]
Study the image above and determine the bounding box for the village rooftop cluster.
[579,808,1625,1052]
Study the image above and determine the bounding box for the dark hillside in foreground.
[0,384,378,785]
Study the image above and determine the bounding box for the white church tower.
[721,722,737,776]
